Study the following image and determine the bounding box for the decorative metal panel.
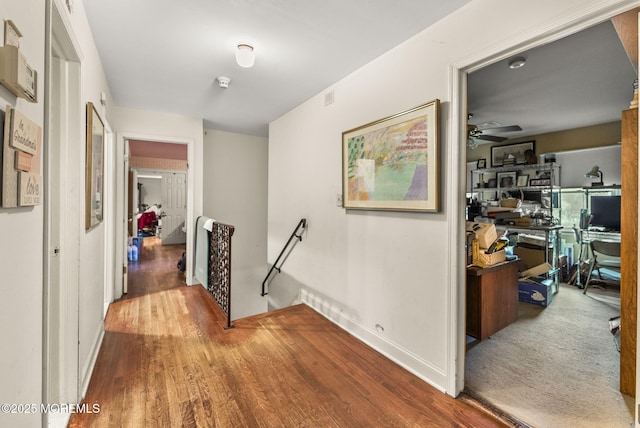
[208,222,235,328]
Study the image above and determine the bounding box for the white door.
[160,172,187,245]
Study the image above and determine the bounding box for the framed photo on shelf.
[517,175,529,187]
[529,178,551,186]
[476,158,486,169]
[342,99,440,212]
[491,140,535,167]
[487,178,497,188]
[497,171,517,188]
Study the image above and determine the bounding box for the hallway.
[69,239,509,427]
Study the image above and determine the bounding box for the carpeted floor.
[465,282,634,428]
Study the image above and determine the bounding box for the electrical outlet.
[336,193,343,207]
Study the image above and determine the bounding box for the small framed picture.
[517,175,529,187]
[476,158,486,169]
[497,171,517,188]
[487,178,497,188]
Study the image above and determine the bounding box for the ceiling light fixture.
[235,44,255,68]
[508,56,526,69]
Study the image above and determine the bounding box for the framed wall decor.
[476,158,486,169]
[497,171,517,188]
[491,140,535,167]
[85,102,104,229]
[342,99,440,212]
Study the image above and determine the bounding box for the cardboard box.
[514,245,546,270]
[466,222,497,249]
[473,248,506,267]
[519,279,554,307]
[520,262,553,279]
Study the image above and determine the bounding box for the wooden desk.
[466,259,519,341]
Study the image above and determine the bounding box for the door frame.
[447,0,639,397]
[116,133,195,297]
[43,0,83,425]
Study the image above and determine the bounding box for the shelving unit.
[499,224,562,293]
[470,162,561,224]
[469,163,562,291]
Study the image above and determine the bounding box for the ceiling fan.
[467,116,522,149]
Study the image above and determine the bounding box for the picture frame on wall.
[491,140,535,167]
[85,102,105,229]
[342,99,440,212]
[476,158,486,169]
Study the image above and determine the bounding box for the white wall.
[268,0,637,393]
[63,0,115,400]
[554,144,622,188]
[203,129,268,319]
[138,177,163,209]
[111,106,204,285]
[0,2,116,426]
[0,2,45,427]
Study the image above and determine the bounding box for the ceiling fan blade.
[480,125,522,133]
[478,134,507,142]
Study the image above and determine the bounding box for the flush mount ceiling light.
[508,56,526,69]
[235,44,255,68]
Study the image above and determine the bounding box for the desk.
[466,259,519,341]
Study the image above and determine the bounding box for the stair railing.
[261,218,307,296]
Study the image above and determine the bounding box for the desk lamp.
[585,165,604,187]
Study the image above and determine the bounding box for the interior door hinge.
[123,266,127,274]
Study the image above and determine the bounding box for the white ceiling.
[82,0,471,137]
[83,2,637,142]
[467,19,637,143]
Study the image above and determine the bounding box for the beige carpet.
[465,283,634,428]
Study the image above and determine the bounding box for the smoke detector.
[216,76,231,89]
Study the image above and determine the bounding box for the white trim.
[44,1,84,425]
[115,132,196,296]
[103,123,115,315]
[52,0,83,61]
[79,327,104,398]
[299,289,448,391]
[447,64,467,396]
[448,0,640,397]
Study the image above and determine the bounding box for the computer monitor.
[590,195,621,231]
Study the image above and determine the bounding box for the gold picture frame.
[342,100,440,212]
[85,102,104,229]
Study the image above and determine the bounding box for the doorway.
[125,140,188,290]
[458,4,633,423]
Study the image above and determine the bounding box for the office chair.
[583,240,621,295]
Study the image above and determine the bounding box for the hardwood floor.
[70,238,509,427]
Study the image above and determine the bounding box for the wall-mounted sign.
[15,150,31,171]
[18,171,41,206]
[1,106,42,207]
[8,107,38,154]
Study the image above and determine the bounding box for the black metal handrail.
[261,218,307,296]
